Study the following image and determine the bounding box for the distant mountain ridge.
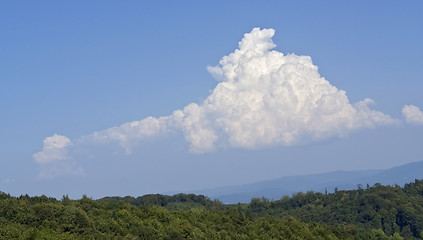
[185,160,423,204]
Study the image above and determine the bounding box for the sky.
[1,1,423,199]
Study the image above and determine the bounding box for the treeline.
[0,181,422,239]
[98,193,222,211]
[247,180,423,239]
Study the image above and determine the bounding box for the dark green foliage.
[1,193,351,239]
[2,181,423,239]
[247,179,423,239]
[98,193,220,210]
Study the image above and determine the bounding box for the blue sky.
[1,1,423,199]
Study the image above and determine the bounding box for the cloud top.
[402,105,423,125]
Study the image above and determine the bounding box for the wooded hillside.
[1,180,423,239]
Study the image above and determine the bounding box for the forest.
[1,180,423,239]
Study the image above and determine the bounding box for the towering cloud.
[83,28,398,153]
[34,28,401,174]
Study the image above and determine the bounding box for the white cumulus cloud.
[402,105,423,125]
[79,27,397,153]
[34,27,401,173]
[33,134,82,178]
[33,134,72,164]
